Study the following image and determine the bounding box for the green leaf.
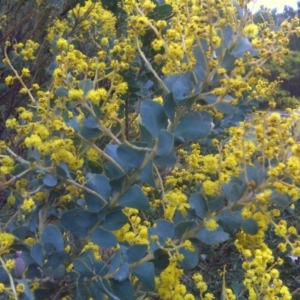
[189,193,208,219]
[105,145,129,175]
[195,228,230,245]
[132,262,155,291]
[117,144,146,168]
[175,221,195,239]
[30,243,43,267]
[203,94,218,105]
[231,37,258,58]
[80,127,102,139]
[42,174,58,188]
[154,4,172,18]
[174,112,211,141]
[119,185,150,210]
[152,249,169,269]
[140,162,156,187]
[139,123,154,147]
[222,25,233,48]
[231,282,245,297]
[110,279,134,300]
[218,210,242,232]
[215,102,237,115]
[126,244,148,263]
[16,279,34,300]
[163,93,177,121]
[83,115,100,129]
[56,162,71,179]
[271,190,290,208]
[178,247,199,269]
[242,218,259,235]
[221,50,236,70]
[154,152,177,167]
[157,130,174,156]
[113,262,130,281]
[61,209,95,238]
[164,72,194,101]
[245,164,258,184]
[101,209,128,231]
[84,173,111,212]
[148,220,175,252]
[109,250,122,273]
[73,259,95,278]
[79,78,93,95]
[155,129,176,166]
[207,196,225,212]
[222,177,246,203]
[140,100,168,137]
[42,225,64,252]
[90,226,117,248]
[55,86,68,97]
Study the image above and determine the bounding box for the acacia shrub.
[0,0,300,299]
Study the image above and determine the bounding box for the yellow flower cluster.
[81,242,101,260]
[0,233,14,255]
[155,261,195,300]
[114,209,149,245]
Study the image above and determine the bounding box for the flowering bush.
[1,0,300,299]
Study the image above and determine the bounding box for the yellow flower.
[204,218,219,231]
[5,259,15,270]
[21,197,36,213]
[243,24,259,39]
[21,68,30,77]
[16,283,25,294]
[0,283,5,293]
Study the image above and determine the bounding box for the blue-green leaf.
[80,127,102,139]
[42,174,58,188]
[132,262,155,291]
[55,87,68,97]
[101,210,128,231]
[163,93,177,121]
[203,94,218,104]
[79,78,93,95]
[178,247,199,269]
[110,279,134,300]
[222,177,246,203]
[126,244,148,263]
[140,161,156,187]
[73,259,95,278]
[157,130,174,156]
[83,115,99,129]
[90,227,117,248]
[241,218,259,235]
[164,72,194,101]
[42,225,64,252]
[195,228,229,245]
[113,262,130,281]
[271,190,290,208]
[231,37,258,58]
[222,25,233,48]
[174,112,211,141]
[119,185,150,210]
[140,101,168,137]
[30,243,43,267]
[175,221,195,239]
[117,144,146,168]
[215,102,237,115]
[189,193,208,219]
[84,173,111,212]
[56,162,71,179]
[148,220,175,252]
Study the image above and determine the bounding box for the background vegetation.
[1,1,300,300]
